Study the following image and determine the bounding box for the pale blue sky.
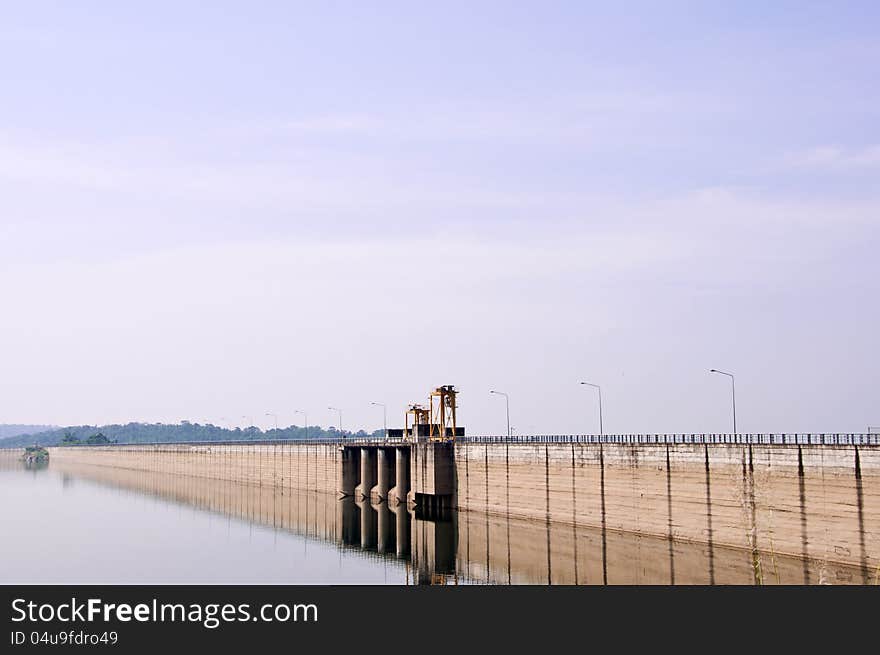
[0,2,877,434]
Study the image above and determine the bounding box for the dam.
[23,430,877,584]
[4,385,878,584]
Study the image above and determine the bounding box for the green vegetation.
[61,432,114,446]
[0,422,381,448]
[22,446,49,463]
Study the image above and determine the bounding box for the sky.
[0,1,878,435]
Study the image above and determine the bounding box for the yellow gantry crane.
[429,385,458,441]
[405,403,430,439]
[403,385,460,442]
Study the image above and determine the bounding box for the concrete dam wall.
[46,440,879,578]
[0,448,25,471]
[41,452,870,584]
[455,442,879,580]
[49,442,341,495]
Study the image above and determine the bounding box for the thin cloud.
[784,145,880,170]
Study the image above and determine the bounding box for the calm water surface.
[0,465,408,584]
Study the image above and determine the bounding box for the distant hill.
[0,424,56,440]
[0,422,381,448]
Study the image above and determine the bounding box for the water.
[0,460,864,584]
[0,465,407,584]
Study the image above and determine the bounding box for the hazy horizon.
[1,2,878,435]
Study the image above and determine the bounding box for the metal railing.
[5,433,877,449]
[31,436,413,448]
[460,433,879,446]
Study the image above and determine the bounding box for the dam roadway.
[6,433,877,583]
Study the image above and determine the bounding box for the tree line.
[0,422,382,448]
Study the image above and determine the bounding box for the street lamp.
[371,402,387,439]
[579,382,603,436]
[294,410,308,440]
[328,406,343,437]
[265,412,278,431]
[709,369,737,435]
[489,390,510,438]
[241,415,253,430]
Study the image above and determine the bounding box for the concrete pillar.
[337,497,359,547]
[392,503,411,558]
[357,499,377,550]
[355,448,376,500]
[412,515,432,585]
[373,448,393,501]
[376,502,394,554]
[337,447,359,497]
[389,447,410,505]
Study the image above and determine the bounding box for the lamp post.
[489,390,510,438]
[371,402,387,439]
[328,406,343,437]
[579,382,603,436]
[709,369,737,435]
[241,415,253,430]
[265,412,278,431]
[295,410,308,440]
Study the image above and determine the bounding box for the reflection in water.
[340,500,457,584]
[0,457,868,585]
[0,456,49,474]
